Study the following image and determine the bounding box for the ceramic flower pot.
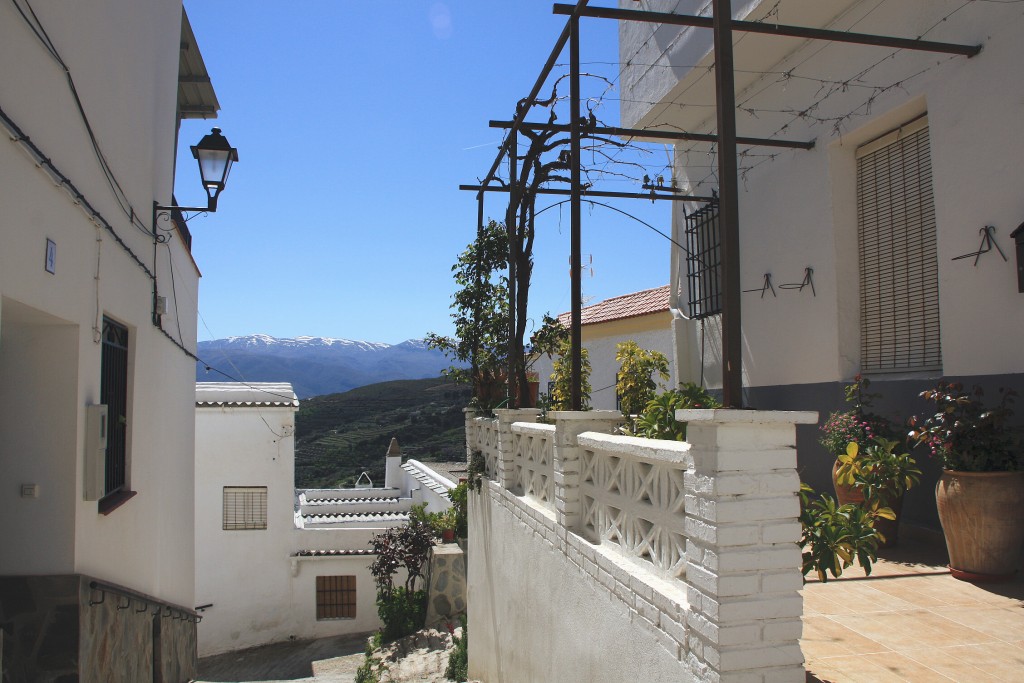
[831,459,864,506]
[936,470,1024,580]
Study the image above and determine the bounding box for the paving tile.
[800,615,891,660]
[832,608,998,650]
[928,604,1024,643]
[901,645,1007,681]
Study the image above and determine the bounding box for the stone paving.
[802,527,1024,682]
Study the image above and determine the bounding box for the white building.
[618,0,1024,526]
[532,285,675,411]
[0,3,224,679]
[194,382,457,657]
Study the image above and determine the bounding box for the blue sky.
[177,1,674,345]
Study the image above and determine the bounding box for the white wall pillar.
[550,410,624,530]
[679,409,816,683]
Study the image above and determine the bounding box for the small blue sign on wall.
[45,238,56,274]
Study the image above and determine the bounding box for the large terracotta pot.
[831,460,864,506]
[873,492,903,549]
[936,470,1024,580]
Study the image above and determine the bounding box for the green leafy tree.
[426,219,509,407]
[549,337,591,411]
[615,341,670,428]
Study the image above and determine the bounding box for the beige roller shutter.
[856,116,941,373]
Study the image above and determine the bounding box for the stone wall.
[424,544,467,627]
[0,575,197,683]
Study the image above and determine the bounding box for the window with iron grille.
[684,200,722,319]
[316,575,356,619]
[101,317,129,496]
[222,486,267,530]
[856,117,941,373]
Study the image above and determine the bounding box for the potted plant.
[834,438,921,547]
[908,382,1023,580]
[799,483,886,582]
[819,375,896,505]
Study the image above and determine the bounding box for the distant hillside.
[196,334,460,398]
[295,377,471,488]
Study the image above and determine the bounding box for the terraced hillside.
[295,377,471,488]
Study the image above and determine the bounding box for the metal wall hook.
[952,225,1007,265]
[779,267,816,296]
[743,273,777,298]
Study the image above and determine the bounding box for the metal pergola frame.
[462,0,980,409]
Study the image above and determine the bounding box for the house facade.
[194,382,457,657]
[0,3,221,679]
[533,285,675,411]
[619,0,1024,526]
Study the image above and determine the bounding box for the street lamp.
[154,127,239,219]
[190,127,238,212]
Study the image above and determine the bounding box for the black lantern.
[190,127,238,212]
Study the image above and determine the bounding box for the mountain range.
[195,334,460,398]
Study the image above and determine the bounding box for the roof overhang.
[178,9,220,120]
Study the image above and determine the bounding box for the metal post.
[472,193,485,387]
[569,14,583,411]
[507,131,518,407]
[713,0,743,407]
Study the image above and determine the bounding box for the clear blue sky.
[176,1,674,345]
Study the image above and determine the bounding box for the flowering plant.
[908,382,1020,472]
[819,375,894,457]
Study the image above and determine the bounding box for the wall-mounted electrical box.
[1012,223,1024,293]
[84,404,108,501]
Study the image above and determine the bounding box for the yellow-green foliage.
[615,341,669,422]
[548,338,591,410]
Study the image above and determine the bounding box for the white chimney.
[384,437,403,491]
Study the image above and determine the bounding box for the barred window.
[101,317,129,497]
[684,200,722,319]
[222,486,267,530]
[316,575,356,620]
[856,116,941,373]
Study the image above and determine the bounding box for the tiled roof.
[293,549,376,557]
[557,285,670,327]
[302,512,409,523]
[303,496,403,506]
[195,382,299,407]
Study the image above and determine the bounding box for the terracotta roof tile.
[557,285,670,327]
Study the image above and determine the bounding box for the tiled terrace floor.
[801,527,1024,682]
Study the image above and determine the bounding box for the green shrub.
[631,383,720,440]
[448,481,469,538]
[377,587,428,642]
[445,614,468,681]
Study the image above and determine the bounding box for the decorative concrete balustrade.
[467,407,815,683]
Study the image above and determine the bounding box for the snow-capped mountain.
[195,335,458,398]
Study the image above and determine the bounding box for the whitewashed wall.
[620,0,1024,389]
[195,404,390,655]
[0,0,198,608]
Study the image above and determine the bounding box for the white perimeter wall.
[0,0,198,607]
[468,487,685,683]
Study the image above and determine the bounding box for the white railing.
[466,414,500,481]
[510,422,556,507]
[578,433,689,578]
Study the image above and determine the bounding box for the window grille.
[316,575,356,620]
[222,486,268,530]
[856,117,941,373]
[684,200,722,319]
[101,317,129,495]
